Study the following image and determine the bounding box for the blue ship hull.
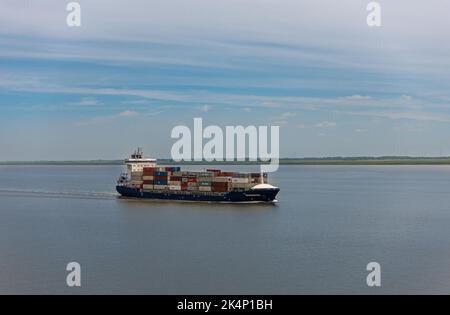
[116,186,279,203]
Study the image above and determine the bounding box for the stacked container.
[131,166,267,192]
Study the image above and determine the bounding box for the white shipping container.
[169,185,181,191]
[169,181,181,186]
[199,186,212,192]
[232,183,252,189]
[153,185,168,190]
[142,185,153,190]
[232,178,249,184]
[142,176,154,180]
[213,177,231,183]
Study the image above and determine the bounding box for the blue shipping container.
[155,171,168,176]
[155,180,168,185]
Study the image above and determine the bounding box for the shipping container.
[212,177,231,183]
[198,186,212,192]
[154,180,168,185]
[197,172,214,177]
[143,180,154,185]
[232,183,256,189]
[212,182,229,187]
[154,171,168,176]
[218,171,235,177]
[153,185,168,190]
[197,177,212,182]
[169,185,181,191]
[168,180,181,186]
[142,176,154,180]
[142,184,154,190]
[199,181,212,186]
[232,178,249,183]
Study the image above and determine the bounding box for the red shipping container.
[170,176,181,181]
[143,180,154,185]
[218,172,234,177]
[212,187,227,192]
[187,178,197,183]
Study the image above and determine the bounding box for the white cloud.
[345,95,372,101]
[2,72,450,124]
[280,112,297,118]
[119,110,138,117]
[75,97,99,106]
[75,110,139,126]
[316,121,337,128]
[199,104,211,112]
[271,120,288,126]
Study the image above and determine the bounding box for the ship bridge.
[125,148,157,173]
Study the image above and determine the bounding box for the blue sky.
[1,0,450,160]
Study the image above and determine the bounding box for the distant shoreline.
[2,157,450,166]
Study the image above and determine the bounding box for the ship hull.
[116,186,279,203]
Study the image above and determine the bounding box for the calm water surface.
[1,165,450,294]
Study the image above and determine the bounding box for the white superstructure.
[125,148,157,173]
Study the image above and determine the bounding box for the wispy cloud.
[119,110,138,117]
[3,73,450,124]
[280,112,297,119]
[199,104,211,112]
[316,121,337,128]
[75,110,140,126]
[73,97,100,106]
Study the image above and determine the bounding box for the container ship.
[116,149,280,203]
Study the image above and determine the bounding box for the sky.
[0,0,450,160]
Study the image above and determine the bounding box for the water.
[1,165,450,294]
